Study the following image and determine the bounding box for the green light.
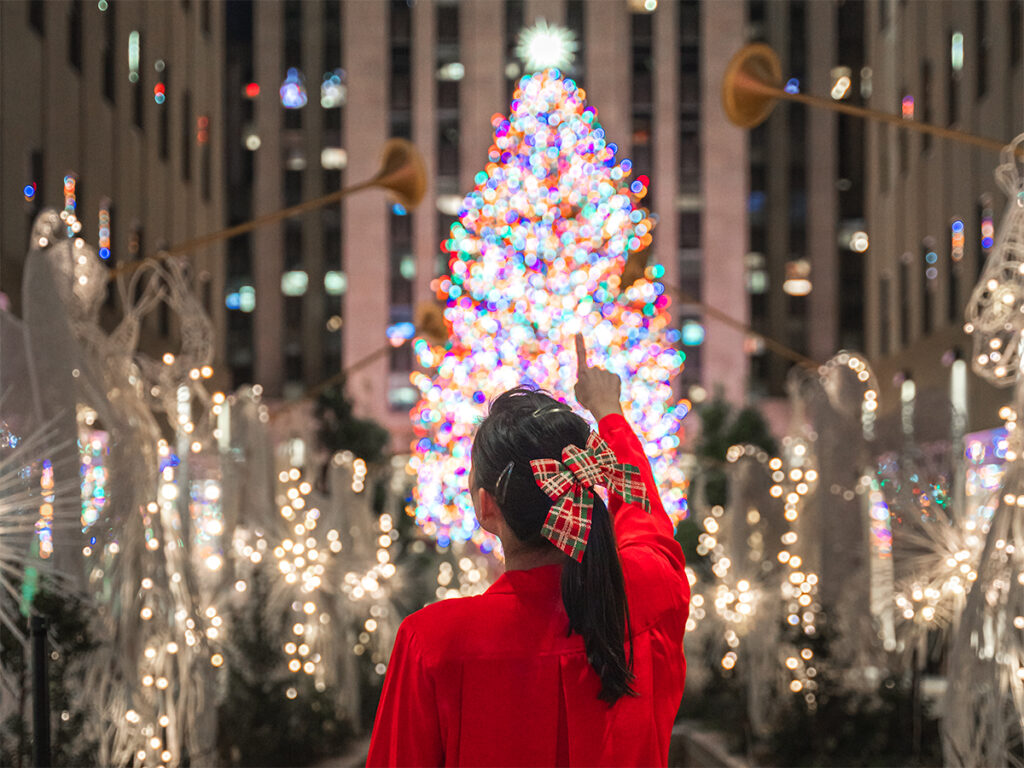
[951,32,964,72]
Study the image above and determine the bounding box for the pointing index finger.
[574,333,588,371]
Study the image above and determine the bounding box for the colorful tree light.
[280,68,308,109]
[409,69,689,552]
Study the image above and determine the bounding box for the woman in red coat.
[367,334,690,766]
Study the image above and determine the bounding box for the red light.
[901,95,914,119]
[244,82,260,98]
[196,115,210,144]
[154,83,165,96]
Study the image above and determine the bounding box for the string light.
[410,69,689,553]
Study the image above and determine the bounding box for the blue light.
[784,78,800,94]
[280,68,308,109]
[23,183,36,201]
[99,248,111,260]
[158,454,181,471]
[925,251,938,264]
[392,203,407,216]
[225,292,241,310]
[951,220,964,233]
[386,321,416,341]
[681,321,706,346]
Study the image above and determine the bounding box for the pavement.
[313,735,371,768]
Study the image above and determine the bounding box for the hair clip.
[532,403,571,418]
[495,460,515,506]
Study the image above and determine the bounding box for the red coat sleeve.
[598,413,685,572]
[366,620,444,767]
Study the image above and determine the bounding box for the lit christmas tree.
[409,69,689,552]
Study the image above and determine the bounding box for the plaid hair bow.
[530,432,651,561]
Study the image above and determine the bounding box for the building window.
[438,120,459,182]
[390,210,414,309]
[284,349,303,385]
[103,2,116,103]
[921,239,936,335]
[678,256,702,304]
[679,46,700,115]
[284,169,303,207]
[566,0,585,81]
[182,91,192,182]
[897,89,908,175]
[29,150,44,214]
[390,0,412,137]
[878,0,891,32]
[158,68,170,160]
[947,31,960,126]
[631,13,654,108]
[878,123,890,194]
[747,0,767,41]
[285,298,302,334]
[284,108,302,131]
[899,257,911,347]
[976,0,988,99]
[948,246,960,323]
[284,1,302,69]
[1013,1,1023,68]
[324,1,341,66]
[133,35,145,129]
[679,119,700,193]
[879,276,891,356]
[920,61,932,153]
[284,219,303,270]
[68,0,83,71]
[678,317,703,385]
[504,0,525,103]
[29,0,44,34]
[201,137,211,201]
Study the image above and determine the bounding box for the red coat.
[367,414,689,766]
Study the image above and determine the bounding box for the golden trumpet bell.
[373,138,427,210]
[415,300,449,347]
[721,43,783,129]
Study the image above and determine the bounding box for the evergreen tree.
[409,69,689,550]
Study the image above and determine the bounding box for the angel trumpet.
[110,138,427,279]
[722,43,1013,155]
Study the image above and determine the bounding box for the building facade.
[231,0,750,448]
[863,0,1023,432]
[733,0,868,429]
[0,0,227,365]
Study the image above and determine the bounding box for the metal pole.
[30,615,51,768]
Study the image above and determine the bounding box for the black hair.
[471,386,635,704]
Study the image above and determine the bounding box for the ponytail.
[561,494,636,704]
[472,387,636,705]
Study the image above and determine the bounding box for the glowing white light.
[321,148,348,170]
[515,20,578,72]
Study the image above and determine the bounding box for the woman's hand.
[573,333,624,422]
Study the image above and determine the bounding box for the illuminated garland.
[410,69,689,551]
